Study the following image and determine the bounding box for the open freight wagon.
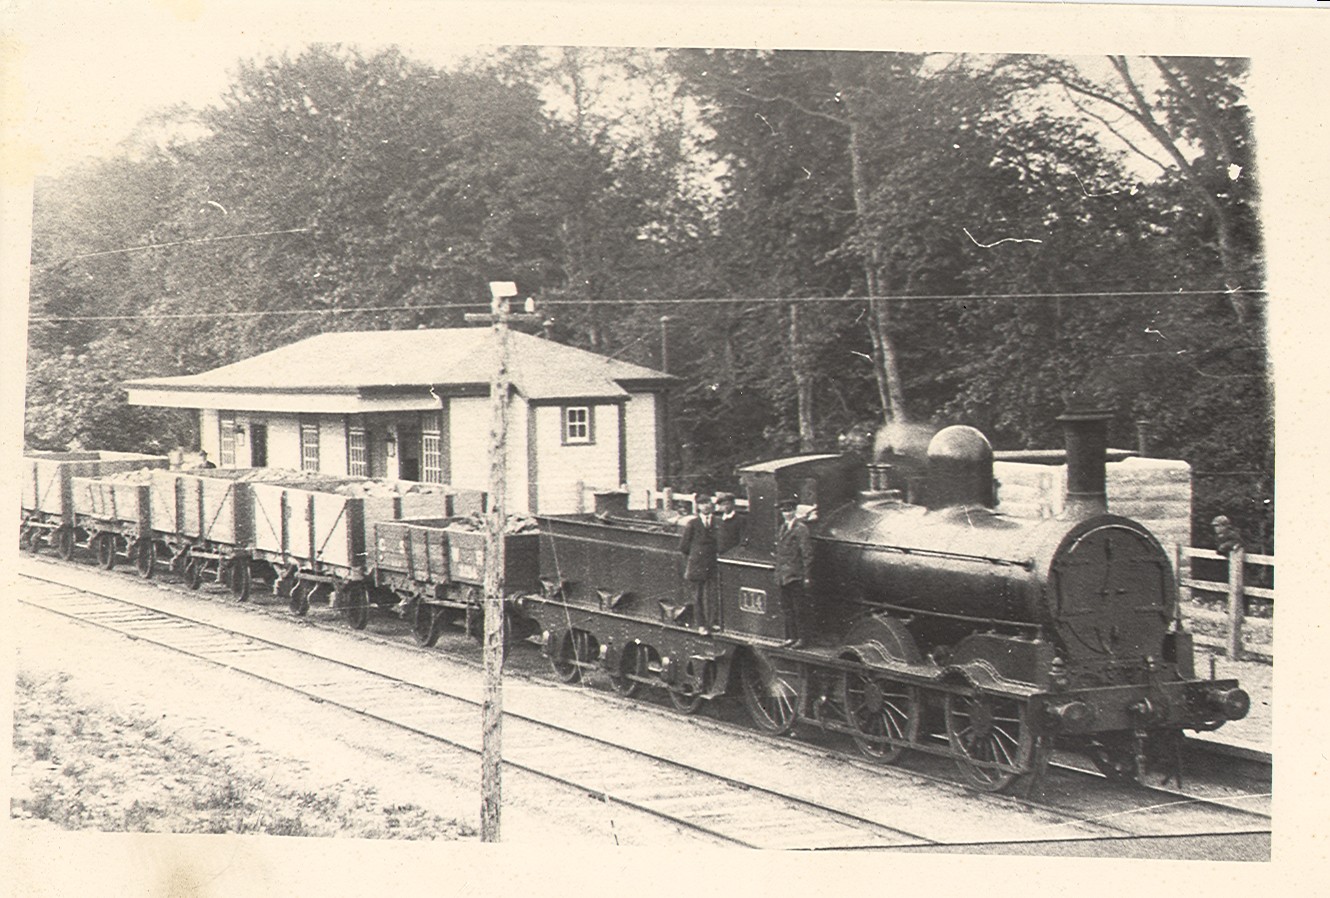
[372,513,539,646]
[20,450,169,559]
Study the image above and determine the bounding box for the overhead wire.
[28,288,1267,323]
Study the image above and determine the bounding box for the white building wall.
[266,417,303,470]
[508,398,530,515]
[623,392,659,509]
[534,403,621,514]
[448,397,491,493]
[199,410,220,461]
[319,415,349,476]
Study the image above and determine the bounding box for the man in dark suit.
[774,496,813,647]
[715,492,743,554]
[678,494,718,632]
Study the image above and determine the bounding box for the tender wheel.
[134,540,156,579]
[341,583,370,630]
[96,534,117,570]
[183,557,203,590]
[840,669,919,763]
[228,560,252,601]
[412,603,441,647]
[739,650,798,735]
[289,581,312,616]
[608,643,650,697]
[55,528,75,561]
[550,630,596,684]
[943,689,1035,793]
[668,688,704,714]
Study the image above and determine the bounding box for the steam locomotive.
[20,410,1250,793]
[514,409,1250,792]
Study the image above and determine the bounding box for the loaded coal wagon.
[20,450,169,561]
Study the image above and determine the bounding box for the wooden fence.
[1176,545,1275,660]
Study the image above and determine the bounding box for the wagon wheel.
[94,534,117,570]
[943,690,1036,793]
[412,603,442,647]
[839,669,919,764]
[668,687,705,714]
[55,528,75,561]
[289,581,312,616]
[550,630,595,684]
[20,527,41,554]
[608,643,652,697]
[341,583,370,630]
[739,650,798,735]
[183,557,203,591]
[134,540,156,579]
[228,560,252,602]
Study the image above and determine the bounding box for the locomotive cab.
[712,454,862,642]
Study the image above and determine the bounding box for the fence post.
[1227,546,1246,660]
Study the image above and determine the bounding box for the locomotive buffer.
[465,281,543,842]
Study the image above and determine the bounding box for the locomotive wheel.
[839,669,919,764]
[412,604,442,647]
[134,540,156,579]
[289,581,312,616]
[55,528,75,561]
[550,630,595,684]
[96,534,117,571]
[341,583,370,630]
[183,558,203,590]
[739,651,797,735]
[228,561,252,602]
[608,643,653,697]
[668,688,704,714]
[943,690,1035,793]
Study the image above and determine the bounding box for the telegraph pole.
[465,281,539,842]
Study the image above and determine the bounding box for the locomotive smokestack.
[1058,408,1112,517]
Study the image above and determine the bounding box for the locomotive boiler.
[517,408,1250,792]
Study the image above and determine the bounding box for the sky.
[4,0,1323,177]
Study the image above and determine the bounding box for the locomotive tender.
[516,409,1250,791]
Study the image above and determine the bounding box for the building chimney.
[1058,408,1112,517]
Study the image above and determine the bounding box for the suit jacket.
[774,518,813,586]
[716,512,743,554]
[678,514,718,582]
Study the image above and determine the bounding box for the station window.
[347,420,367,477]
[421,412,443,484]
[300,419,321,473]
[219,414,236,467]
[563,406,593,445]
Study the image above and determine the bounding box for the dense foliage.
[24,46,1271,550]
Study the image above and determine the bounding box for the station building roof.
[124,327,675,414]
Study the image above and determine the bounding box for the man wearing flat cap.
[774,496,813,647]
[679,494,719,632]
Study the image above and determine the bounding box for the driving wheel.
[943,689,1035,793]
[840,668,919,763]
[739,650,798,735]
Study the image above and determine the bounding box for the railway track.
[15,559,1272,854]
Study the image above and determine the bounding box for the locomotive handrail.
[830,537,1036,570]
[853,599,1044,633]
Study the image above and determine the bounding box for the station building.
[124,327,674,514]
